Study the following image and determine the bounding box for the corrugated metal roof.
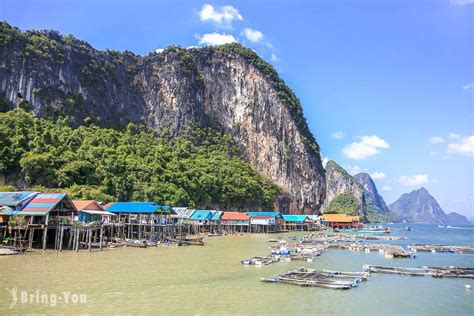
[283,215,309,222]
[22,193,67,213]
[104,202,174,214]
[73,200,104,211]
[172,208,196,219]
[307,215,320,221]
[104,202,162,213]
[160,205,174,214]
[189,210,214,220]
[210,211,222,221]
[79,210,117,216]
[4,210,48,216]
[221,212,249,220]
[247,211,281,218]
[0,192,38,210]
[322,214,360,223]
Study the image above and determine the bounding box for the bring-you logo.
[5,287,87,309]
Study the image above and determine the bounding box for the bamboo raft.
[363,265,474,279]
[261,267,370,289]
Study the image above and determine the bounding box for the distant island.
[388,187,469,224]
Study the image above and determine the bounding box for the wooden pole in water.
[42,213,50,250]
[75,229,80,252]
[59,226,64,252]
[88,228,92,252]
[99,225,104,251]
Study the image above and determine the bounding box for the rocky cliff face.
[388,187,449,223]
[354,173,390,221]
[0,23,325,213]
[324,160,366,218]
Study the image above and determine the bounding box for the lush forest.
[324,191,360,216]
[0,110,280,209]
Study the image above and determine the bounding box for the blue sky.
[1,0,473,217]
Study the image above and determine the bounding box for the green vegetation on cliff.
[0,110,280,209]
[325,191,360,216]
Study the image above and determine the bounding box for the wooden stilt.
[99,225,104,251]
[59,226,64,252]
[88,228,92,252]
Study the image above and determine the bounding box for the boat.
[169,236,205,246]
[0,247,21,256]
[124,239,148,248]
[438,224,446,229]
[207,232,221,237]
[405,225,412,231]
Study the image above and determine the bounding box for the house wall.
[250,218,276,225]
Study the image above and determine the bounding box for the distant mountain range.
[388,187,468,224]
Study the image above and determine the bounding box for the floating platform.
[261,267,369,290]
[408,245,474,254]
[241,256,279,266]
[363,264,474,279]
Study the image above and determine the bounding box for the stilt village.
[0,191,364,252]
[1,191,473,291]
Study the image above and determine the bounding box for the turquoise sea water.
[0,223,473,315]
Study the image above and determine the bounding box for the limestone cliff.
[354,173,391,222]
[324,160,366,219]
[0,22,325,213]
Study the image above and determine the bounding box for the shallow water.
[0,223,473,315]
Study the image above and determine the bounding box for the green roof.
[282,215,309,223]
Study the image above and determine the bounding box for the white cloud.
[342,135,390,160]
[242,28,263,43]
[447,135,474,157]
[382,186,392,191]
[331,131,345,140]
[398,174,430,186]
[429,136,445,144]
[463,83,474,90]
[345,165,363,175]
[199,4,243,27]
[448,133,461,140]
[270,53,278,62]
[370,172,386,180]
[450,0,474,6]
[321,156,329,168]
[155,48,165,53]
[198,33,237,46]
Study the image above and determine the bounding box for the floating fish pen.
[261,267,370,290]
[408,244,474,254]
[241,256,280,266]
[363,265,474,279]
[328,243,415,258]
